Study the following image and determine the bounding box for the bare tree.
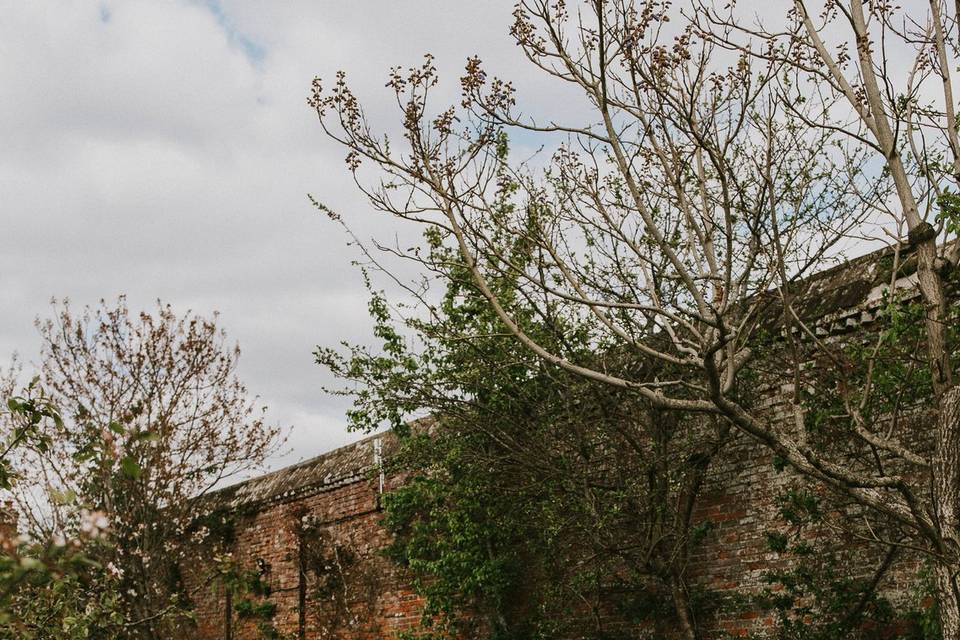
[697,1,960,634]
[8,297,281,639]
[311,0,960,633]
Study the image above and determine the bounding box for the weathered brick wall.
[184,436,426,640]
[185,428,923,639]
[185,246,936,638]
[689,406,926,638]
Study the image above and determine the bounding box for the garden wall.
[185,431,923,638]
[186,246,932,638]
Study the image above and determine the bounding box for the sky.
[0,0,584,473]
[0,1,893,480]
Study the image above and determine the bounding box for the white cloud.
[1,0,568,477]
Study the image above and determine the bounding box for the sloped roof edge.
[204,430,399,511]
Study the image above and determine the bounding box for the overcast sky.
[0,1,585,472]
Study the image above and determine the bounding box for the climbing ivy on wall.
[214,554,283,640]
[746,481,942,640]
[298,514,381,635]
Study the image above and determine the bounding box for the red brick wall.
[185,467,425,640]
[689,427,921,638]
[184,250,935,638]
[185,428,923,639]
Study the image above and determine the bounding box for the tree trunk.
[935,562,960,639]
[670,575,700,640]
[935,387,960,638]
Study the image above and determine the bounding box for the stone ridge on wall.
[184,243,937,638]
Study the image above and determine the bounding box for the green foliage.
[0,553,126,640]
[796,290,946,457]
[935,191,960,236]
[4,298,280,640]
[0,382,56,491]
[763,285,956,639]
[216,556,283,640]
[380,433,531,638]
[0,388,127,640]
[764,531,790,554]
[752,490,936,640]
[902,564,942,640]
[235,598,277,620]
[318,135,725,638]
[775,490,822,527]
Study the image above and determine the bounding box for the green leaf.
[49,488,77,505]
[120,456,141,479]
